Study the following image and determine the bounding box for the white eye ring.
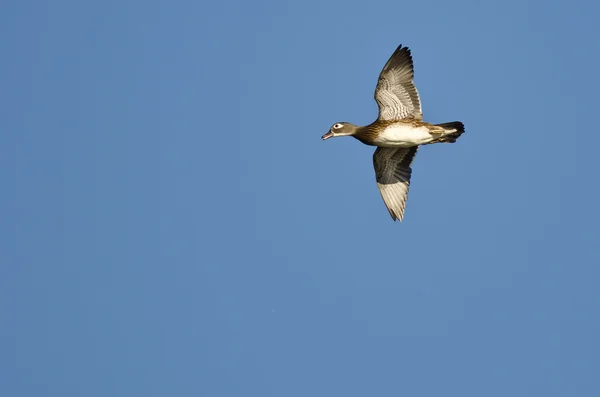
[333,123,343,129]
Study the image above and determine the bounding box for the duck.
[322,44,465,222]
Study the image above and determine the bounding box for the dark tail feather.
[433,122,465,143]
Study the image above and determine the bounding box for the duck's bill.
[321,131,334,140]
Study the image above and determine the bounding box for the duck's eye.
[333,123,343,129]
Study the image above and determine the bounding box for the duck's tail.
[431,122,465,143]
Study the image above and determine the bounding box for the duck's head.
[322,122,358,140]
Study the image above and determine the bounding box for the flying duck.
[322,44,465,222]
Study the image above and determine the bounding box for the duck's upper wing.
[373,146,419,221]
[374,45,422,121]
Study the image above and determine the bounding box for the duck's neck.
[353,120,392,145]
[353,124,379,146]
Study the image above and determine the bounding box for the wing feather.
[373,146,419,221]
[374,45,422,121]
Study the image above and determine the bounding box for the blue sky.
[2,0,600,396]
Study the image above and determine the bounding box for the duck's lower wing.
[373,146,419,222]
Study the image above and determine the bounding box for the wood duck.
[322,44,465,222]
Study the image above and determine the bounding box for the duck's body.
[322,44,465,222]
[366,121,433,147]
[353,119,462,148]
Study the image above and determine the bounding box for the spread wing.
[374,45,422,121]
[373,146,419,221]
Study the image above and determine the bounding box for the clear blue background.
[2,0,599,396]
